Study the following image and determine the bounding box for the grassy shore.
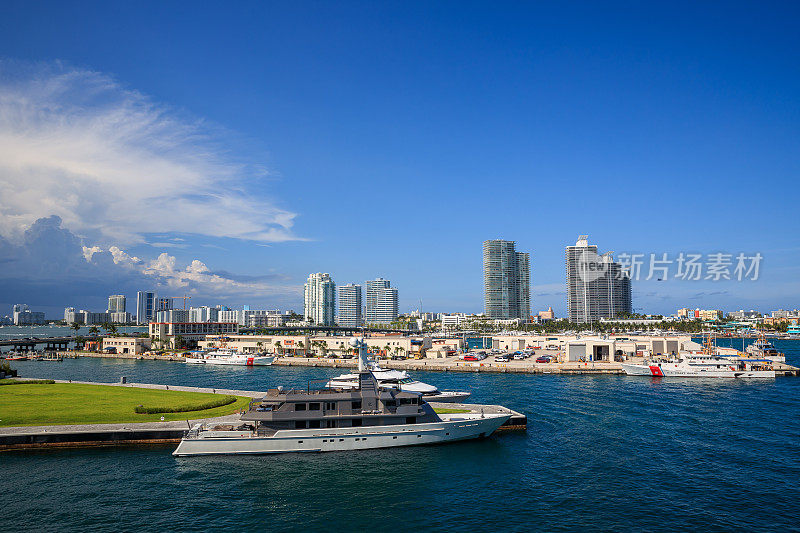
[0,383,251,427]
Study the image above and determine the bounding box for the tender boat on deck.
[326,364,471,403]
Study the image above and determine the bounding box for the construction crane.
[172,295,191,310]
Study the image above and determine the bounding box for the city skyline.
[1,4,799,317]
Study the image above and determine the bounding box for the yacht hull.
[173,413,509,456]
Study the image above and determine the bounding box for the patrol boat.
[172,338,510,456]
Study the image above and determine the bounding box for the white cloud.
[0,60,302,246]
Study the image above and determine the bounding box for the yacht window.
[326,420,337,428]
[406,417,417,424]
[308,420,321,429]
[325,402,336,411]
[352,400,362,410]
[295,421,307,429]
[385,400,396,407]
[308,403,321,411]
[295,403,307,411]
[351,419,362,427]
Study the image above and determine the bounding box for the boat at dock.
[622,333,775,378]
[172,338,510,456]
[184,348,274,366]
[326,364,471,403]
[745,335,786,363]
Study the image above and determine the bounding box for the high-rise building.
[107,294,126,313]
[366,278,388,323]
[337,284,363,327]
[155,297,173,313]
[365,278,399,324]
[483,240,531,320]
[136,291,156,324]
[304,273,336,326]
[565,235,632,323]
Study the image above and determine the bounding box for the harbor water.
[2,340,800,531]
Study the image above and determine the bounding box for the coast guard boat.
[326,364,471,403]
[172,338,510,456]
[621,334,775,378]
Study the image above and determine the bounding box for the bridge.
[0,336,100,352]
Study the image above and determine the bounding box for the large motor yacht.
[184,348,274,366]
[173,339,510,456]
[326,364,471,403]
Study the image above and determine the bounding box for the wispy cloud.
[0,59,303,246]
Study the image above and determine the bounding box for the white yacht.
[327,364,471,403]
[185,348,274,366]
[173,339,510,456]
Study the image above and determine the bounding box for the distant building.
[13,310,45,325]
[107,294,126,313]
[102,336,151,355]
[565,235,632,323]
[483,240,531,320]
[136,291,156,324]
[538,307,556,321]
[148,321,239,344]
[304,273,336,326]
[365,278,398,324]
[678,308,723,320]
[155,309,189,323]
[728,310,760,320]
[12,304,29,314]
[110,312,133,324]
[155,297,173,313]
[337,283,363,327]
[189,306,219,323]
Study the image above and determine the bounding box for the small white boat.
[185,348,274,366]
[327,363,471,403]
[745,337,786,363]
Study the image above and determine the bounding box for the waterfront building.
[102,336,151,355]
[107,294,126,313]
[148,321,239,345]
[483,240,531,320]
[13,309,45,325]
[110,312,133,324]
[565,235,632,323]
[337,283,363,327]
[136,291,156,324]
[365,278,399,324]
[12,304,29,314]
[304,273,336,326]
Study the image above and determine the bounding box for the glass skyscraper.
[483,240,531,320]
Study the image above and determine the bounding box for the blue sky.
[0,2,798,318]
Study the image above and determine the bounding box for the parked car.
[463,355,479,361]
[536,356,551,363]
[494,355,510,362]
[513,353,525,360]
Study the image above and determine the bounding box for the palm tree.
[89,326,99,337]
[70,322,81,333]
[275,341,283,356]
[297,341,304,356]
[256,341,263,353]
[174,335,184,350]
[107,323,118,336]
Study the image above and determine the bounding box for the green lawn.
[433,408,471,414]
[0,383,252,427]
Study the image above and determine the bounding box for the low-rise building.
[102,336,151,355]
[149,321,239,346]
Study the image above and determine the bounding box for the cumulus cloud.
[0,60,301,246]
[0,216,300,312]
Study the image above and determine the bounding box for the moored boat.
[326,364,471,403]
[184,348,274,366]
[173,338,509,456]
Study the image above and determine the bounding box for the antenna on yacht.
[350,337,368,372]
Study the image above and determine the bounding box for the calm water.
[2,340,800,531]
